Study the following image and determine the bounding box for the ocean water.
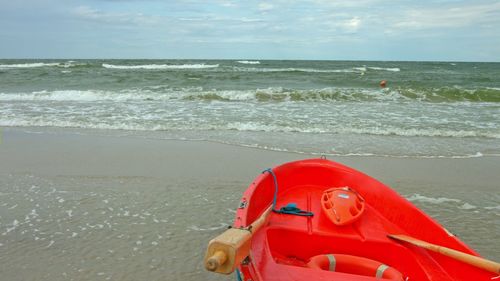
[1,59,499,281]
[1,59,499,158]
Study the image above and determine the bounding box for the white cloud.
[219,0,236,7]
[341,16,361,33]
[72,5,161,25]
[393,2,500,30]
[258,2,274,12]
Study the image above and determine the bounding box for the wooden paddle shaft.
[204,206,272,274]
[389,234,500,274]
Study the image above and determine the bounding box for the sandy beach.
[0,127,499,281]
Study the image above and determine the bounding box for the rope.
[262,168,313,217]
[235,268,243,281]
[236,269,243,281]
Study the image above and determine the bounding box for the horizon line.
[1,57,500,63]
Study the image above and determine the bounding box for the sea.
[0,60,499,281]
[1,59,499,158]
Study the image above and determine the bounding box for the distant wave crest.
[233,66,400,73]
[102,63,219,70]
[236,60,260,64]
[233,67,361,73]
[0,61,85,69]
[0,62,59,68]
[367,66,400,72]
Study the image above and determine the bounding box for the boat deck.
[250,184,454,281]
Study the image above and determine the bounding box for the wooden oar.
[388,234,500,274]
[204,206,273,274]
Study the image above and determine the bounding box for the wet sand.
[0,127,499,281]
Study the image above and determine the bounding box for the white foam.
[0,90,114,101]
[234,67,360,73]
[236,60,260,64]
[353,67,367,72]
[406,194,461,204]
[187,223,229,231]
[367,66,401,72]
[0,61,83,69]
[2,117,499,140]
[46,240,55,248]
[226,122,327,133]
[459,203,477,210]
[0,62,60,68]
[102,63,219,70]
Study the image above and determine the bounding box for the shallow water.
[0,167,498,281]
[0,173,236,281]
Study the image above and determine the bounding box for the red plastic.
[321,187,365,226]
[234,159,495,281]
[307,254,404,280]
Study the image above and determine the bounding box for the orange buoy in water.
[380,80,387,88]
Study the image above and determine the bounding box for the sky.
[1,0,499,61]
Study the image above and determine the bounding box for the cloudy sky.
[1,0,499,61]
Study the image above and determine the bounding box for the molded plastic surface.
[321,187,365,226]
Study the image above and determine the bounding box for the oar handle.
[389,234,500,274]
[206,250,228,271]
[204,206,273,274]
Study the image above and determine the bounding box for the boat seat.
[307,254,404,280]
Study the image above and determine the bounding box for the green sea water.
[1,59,499,157]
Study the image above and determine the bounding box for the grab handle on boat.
[388,234,500,274]
[204,206,273,274]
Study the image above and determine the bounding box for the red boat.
[205,159,499,281]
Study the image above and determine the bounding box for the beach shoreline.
[0,127,498,280]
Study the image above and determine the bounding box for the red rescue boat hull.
[233,159,494,281]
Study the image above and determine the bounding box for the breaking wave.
[233,67,361,73]
[1,86,499,103]
[236,60,260,64]
[232,65,401,73]
[102,63,219,70]
[0,61,86,69]
[397,87,500,102]
[367,66,400,72]
[0,62,60,68]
